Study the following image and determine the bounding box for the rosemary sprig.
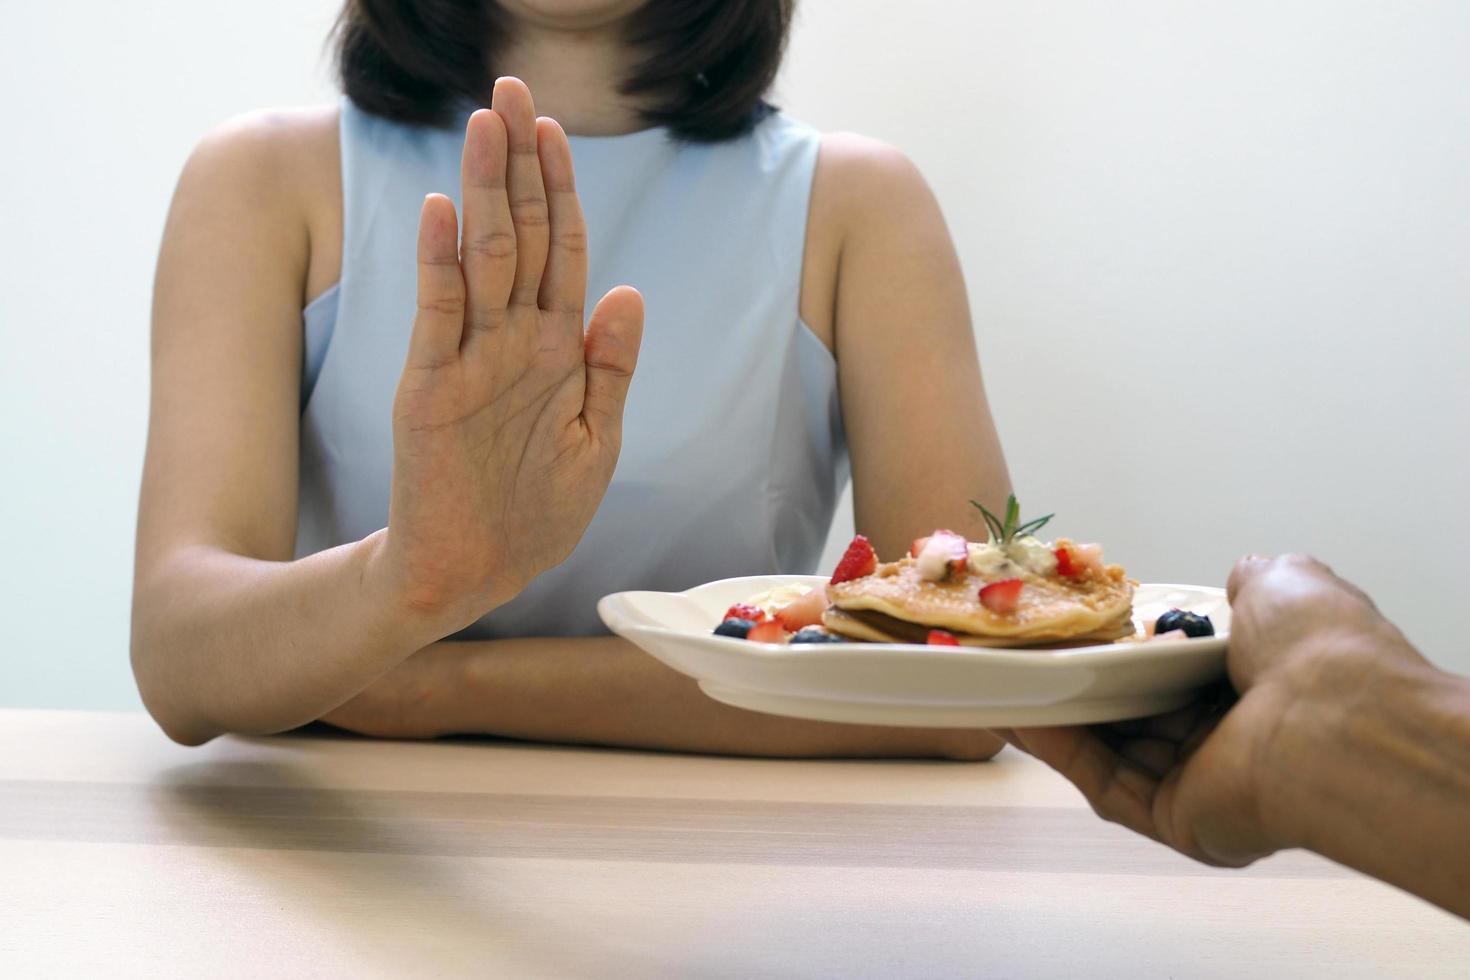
[969,494,1054,547]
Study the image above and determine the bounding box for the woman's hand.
[375,77,644,630]
[1001,554,1430,868]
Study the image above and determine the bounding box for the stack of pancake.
[823,537,1137,648]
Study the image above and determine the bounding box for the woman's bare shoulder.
[173,103,343,303]
[180,104,337,203]
[815,132,931,209]
[800,132,941,351]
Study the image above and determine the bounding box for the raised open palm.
[383,77,644,629]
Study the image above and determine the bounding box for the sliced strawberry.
[927,629,960,646]
[724,602,768,623]
[830,534,878,584]
[746,620,788,644]
[978,578,1024,614]
[774,587,829,631]
[1055,542,1104,579]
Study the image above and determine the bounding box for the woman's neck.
[494,8,648,137]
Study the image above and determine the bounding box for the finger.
[1108,700,1215,743]
[536,116,588,316]
[459,108,515,335]
[1275,553,1381,608]
[1177,698,1232,760]
[1114,737,1180,779]
[991,729,1033,758]
[1280,552,1334,575]
[581,286,644,443]
[406,194,464,369]
[1011,726,1164,843]
[492,77,550,307]
[1226,553,1272,602]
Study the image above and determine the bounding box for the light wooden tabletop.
[1,709,1465,978]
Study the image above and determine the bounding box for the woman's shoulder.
[174,104,343,303]
[800,130,944,349]
[181,104,339,204]
[812,131,936,234]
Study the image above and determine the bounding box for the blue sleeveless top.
[297,99,849,638]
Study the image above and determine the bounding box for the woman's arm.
[801,134,1012,758]
[802,134,1013,558]
[134,81,644,745]
[321,636,1001,759]
[133,110,438,745]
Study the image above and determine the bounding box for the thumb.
[582,285,644,443]
[1226,553,1271,604]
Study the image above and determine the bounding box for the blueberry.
[1154,609,1214,638]
[790,627,846,644]
[714,618,756,639]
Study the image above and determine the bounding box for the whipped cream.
[966,536,1058,578]
[1008,536,1059,576]
[915,531,967,582]
[740,584,812,616]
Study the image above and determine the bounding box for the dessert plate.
[598,576,1229,728]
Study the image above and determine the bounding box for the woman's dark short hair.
[334,0,794,142]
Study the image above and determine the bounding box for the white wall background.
[3,1,1467,711]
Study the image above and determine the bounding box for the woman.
[132,0,1011,755]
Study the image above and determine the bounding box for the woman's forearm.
[323,635,1004,760]
[1270,650,1470,919]
[131,530,448,745]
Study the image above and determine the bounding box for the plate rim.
[597,574,1228,668]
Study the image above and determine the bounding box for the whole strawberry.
[830,534,878,585]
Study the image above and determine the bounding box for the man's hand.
[1001,554,1429,867]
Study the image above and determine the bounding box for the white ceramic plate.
[598,575,1229,728]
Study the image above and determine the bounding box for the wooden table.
[1,710,1465,977]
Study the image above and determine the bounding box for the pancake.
[827,536,1136,645]
[822,607,1137,648]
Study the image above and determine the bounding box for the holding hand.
[1002,554,1430,868]
[376,78,645,632]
